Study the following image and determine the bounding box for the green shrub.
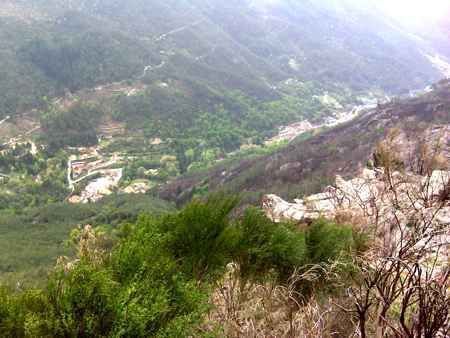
[159,194,240,280]
[305,218,356,264]
[46,263,117,337]
[0,195,366,336]
[229,208,307,284]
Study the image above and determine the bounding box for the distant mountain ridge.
[0,0,448,119]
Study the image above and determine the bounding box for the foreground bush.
[0,195,361,337]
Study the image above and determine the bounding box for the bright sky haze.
[376,0,450,24]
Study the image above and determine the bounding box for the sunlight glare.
[377,0,450,23]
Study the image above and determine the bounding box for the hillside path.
[155,20,204,41]
[0,115,10,126]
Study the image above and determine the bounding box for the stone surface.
[263,168,450,230]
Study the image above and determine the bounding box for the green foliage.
[0,143,45,176]
[0,195,174,287]
[0,7,151,119]
[41,103,103,151]
[229,208,307,284]
[110,86,329,172]
[0,194,366,336]
[0,205,209,337]
[111,217,209,337]
[46,263,117,336]
[0,0,442,126]
[22,31,145,93]
[159,194,240,280]
[0,286,50,337]
[305,218,356,264]
[0,148,68,211]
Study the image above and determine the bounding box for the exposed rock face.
[263,166,450,271]
[262,120,450,227]
[263,166,450,277]
[263,168,450,226]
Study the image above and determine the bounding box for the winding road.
[139,61,166,78]
[0,115,10,126]
[155,20,204,42]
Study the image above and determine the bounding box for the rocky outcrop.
[263,166,450,278]
[263,168,450,225]
[263,166,450,271]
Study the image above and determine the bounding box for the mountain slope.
[0,0,447,119]
[158,79,450,204]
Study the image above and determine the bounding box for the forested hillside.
[0,1,449,336]
[159,79,450,204]
[1,1,449,281]
[0,0,447,119]
[2,0,449,205]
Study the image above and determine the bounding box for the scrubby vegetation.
[0,1,448,336]
[1,181,448,337]
[0,195,362,336]
[0,194,173,287]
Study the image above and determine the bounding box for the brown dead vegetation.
[205,127,449,337]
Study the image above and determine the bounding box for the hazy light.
[376,0,450,24]
[251,0,450,27]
